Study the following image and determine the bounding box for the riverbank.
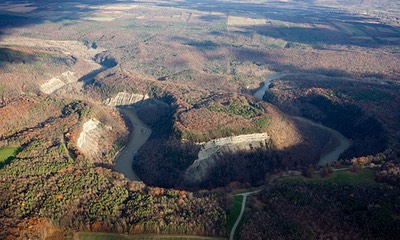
[114,72,351,184]
[253,73,286,100]
[114,107,152,181]
[292,116,351,165]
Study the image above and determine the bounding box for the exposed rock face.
[0,36,105,59]
[184,133,270,185]
[103,92,149,106]
[40,78,66,94]
[77,119,103,158]
[0,37,105,95]
[40,71,78,94]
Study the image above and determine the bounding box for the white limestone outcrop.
[184,133,271,184]
[77,119,103,157]
[103,92,149,106]
[40,71,78,94]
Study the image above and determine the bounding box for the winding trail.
[114,107,152,181]
[229,191,259,240]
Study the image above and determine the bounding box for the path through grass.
[227,195,243,234]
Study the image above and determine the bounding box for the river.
[253,73,286,100]
[114,73,351,180]
[114,107,152,181]
[254,73,351,164]
[292,117,351,165]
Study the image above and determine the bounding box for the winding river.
[254,73,351,164]
[114,107,152,181]
[114,73,351,180]
[293,117,351,164]
[253,73,286,100]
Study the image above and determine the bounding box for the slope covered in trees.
[240,178,400,239]
[0,97,226,239]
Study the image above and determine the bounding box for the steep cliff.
[77,119,104,158]
[184,133,271,184]
[40,71,79,94]
[103,92,149,106]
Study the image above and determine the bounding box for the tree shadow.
[184,138,322,190]
[0,0,127,73]
[0,48,39,65]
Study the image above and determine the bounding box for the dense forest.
[241,180,400,239]
[0,97,226,239]
[264,77,396,159]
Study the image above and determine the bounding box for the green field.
[226,195,243,233]
[279,168,377,185]
[232,209,246,240]
[77,232,223,240]
[0,146,19,169]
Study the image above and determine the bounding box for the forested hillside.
[0,0,399,239]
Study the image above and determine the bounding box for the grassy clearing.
[77,232,223,240]
[230,203,247,240]
[233,211,246,240]
[279,168,377,185]
[0,146,18,168]
[206,100,263,119]
[227,195,243,233]
[228,16,266,26]
[0,146,18,161]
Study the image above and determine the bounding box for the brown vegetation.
[265,76,397,158]
[0,96,226,239]
[1,0,400,238]
[240,181,400,240]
